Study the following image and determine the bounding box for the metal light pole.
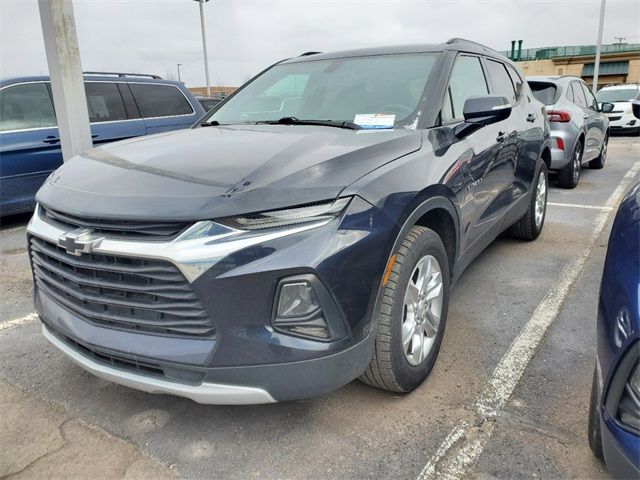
[38,0,92,161]
[177,63,183,82]
[592,0,606,94]
[194,0,211,96]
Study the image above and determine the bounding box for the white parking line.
[547,202,613,211]
[418,161,640,480]
[0,312,38,332]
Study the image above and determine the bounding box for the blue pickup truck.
[0,73,205,215]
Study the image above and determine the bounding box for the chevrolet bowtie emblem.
[57,228,104,256]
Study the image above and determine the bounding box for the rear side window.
[85,82,127,123]
[129,84,193,118]
[571,82,588,108]
[0,83,57,132]
[442,55,489,123]
[486,60,516,104]
[528,82,558,106]
[565,84,574,102]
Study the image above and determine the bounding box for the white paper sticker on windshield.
[354,114,395,129]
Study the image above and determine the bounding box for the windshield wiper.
[258,117,362,130]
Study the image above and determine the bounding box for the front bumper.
[601,411,640,479]
[29,197,394,403]
[608,112,638,132]
[42,324,276,404]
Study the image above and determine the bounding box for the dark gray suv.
[28,39,550,404]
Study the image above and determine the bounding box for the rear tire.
[589,136,608,170]
[588,366,605,461]
[509,163,548,241]
[558,141,582,188]
[360,226,450,393]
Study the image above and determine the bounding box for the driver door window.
[581,83,598,110]
[441,56,489,123]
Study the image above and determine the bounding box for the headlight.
[217,197,352,230]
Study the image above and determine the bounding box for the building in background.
[502,43,640,90]
[189,86,237,98]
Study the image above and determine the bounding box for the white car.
[596,84,640,135]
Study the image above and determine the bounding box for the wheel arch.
[389,194,460,277]
[541,145,551,170]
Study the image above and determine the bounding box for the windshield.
[596,88,639,103]
[203,53,439,129]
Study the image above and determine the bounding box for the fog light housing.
[272,275,346,341]
[277,282,320,318]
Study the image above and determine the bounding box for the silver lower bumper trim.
[42,325,276,405]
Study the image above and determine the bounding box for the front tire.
[558,141,582,188]
[360,226,450,393]
[509,163,548,240]
[588,366,605,461]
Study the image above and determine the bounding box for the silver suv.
[528,76,611,188]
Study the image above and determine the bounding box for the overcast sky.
[1,0,638,88]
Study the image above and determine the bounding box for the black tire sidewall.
[388,229,450,391]
[530,163,548,236]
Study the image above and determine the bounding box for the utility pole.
[592,0,606,95]
[38,0,92,161]
[614,36,626,46]
[177,63,183,82]
[194,0,211,96]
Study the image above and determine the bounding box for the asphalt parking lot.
[1,136,639,479]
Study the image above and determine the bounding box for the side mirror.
[455,96,511,138]
[632,100,640,119]
[463,95,512,125]
[600,102,615,113]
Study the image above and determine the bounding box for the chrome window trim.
[27,204,332,283]
[0,80,197,135]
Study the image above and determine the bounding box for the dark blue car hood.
[37,124,422,221]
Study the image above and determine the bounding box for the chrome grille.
[30,236,214,336]
[40,205,189,239]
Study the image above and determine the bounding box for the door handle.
[497,131,507,143]
[526,113,537,122]
[92,134,99,138]
[42,136,60,144]
[583,113,589,119]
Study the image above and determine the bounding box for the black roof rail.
[446,38,498,53]
[82,71,162,79]
[299,51,322,57]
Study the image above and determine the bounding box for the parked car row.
[0,73,205,215]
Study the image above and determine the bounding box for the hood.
[37,124,422,221]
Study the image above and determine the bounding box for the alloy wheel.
[573,143,581,183]
[402,255,444,366]
[534,170,547,229]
